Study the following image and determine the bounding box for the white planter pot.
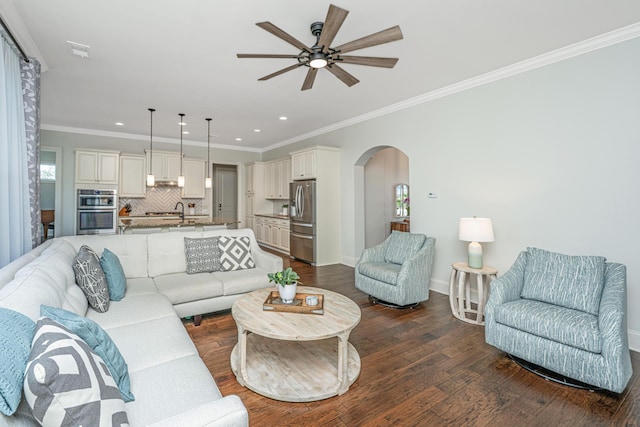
[278,282,297,303]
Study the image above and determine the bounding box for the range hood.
[154,180,178,186]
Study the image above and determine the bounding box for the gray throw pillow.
[184,237,222,274]
[73,245,110,313]
[24,318,128,426]
[218,236,256,271]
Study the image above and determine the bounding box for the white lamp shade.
[146,174,155,186]
[205,177,212,188]
[458,217,495,243]
[177,175,185,187]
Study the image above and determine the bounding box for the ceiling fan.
[237,4,403,91]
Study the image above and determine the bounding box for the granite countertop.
[119,217,239,229]
[254,213,290,219]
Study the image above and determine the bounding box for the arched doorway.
[354,146,409,256]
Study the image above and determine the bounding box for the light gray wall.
[40,130,261,236]
[264,37,640,349]
[364,147,409,247]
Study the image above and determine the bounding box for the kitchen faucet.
[174,202,185,222]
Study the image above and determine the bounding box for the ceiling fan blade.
[317,5,349,53]
[237,54,302,59]
[326,64,360,87]
[333,25,403,54]
[301,68,319,91]
[256,22,310,52]
[338,56,399,68]
[258,63,305,81]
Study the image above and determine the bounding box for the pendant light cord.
[179,113,185,175]
[148,108,155,173]
[206,118,212,178]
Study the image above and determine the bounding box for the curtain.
[22,54,41,247]
[0,30,39,267]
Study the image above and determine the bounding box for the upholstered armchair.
[355,231,436,307]
[485,247,632,393]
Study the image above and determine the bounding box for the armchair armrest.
[598,263,630,358]
[356,242,386,266]
[147,395,248,427]
[486,251,527,307]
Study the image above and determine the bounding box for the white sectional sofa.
[0,228,282,426]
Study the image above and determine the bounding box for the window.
[40,164,56,181]
[395,184,409,217]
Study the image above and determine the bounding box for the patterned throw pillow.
[40,305,134,402]
[73,245,110,312]
[218,236,256,271]
[184,237,222,274]
[0,308,35,416]
[24,318,129,427]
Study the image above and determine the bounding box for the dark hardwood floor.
[184,252,640,426]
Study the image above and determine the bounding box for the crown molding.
[262,22,640,153]
[41,124,262,153]
[0,0,48,70]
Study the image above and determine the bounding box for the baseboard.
[628,329,640,353]
[429,278,449,296]
[340,256,358,268]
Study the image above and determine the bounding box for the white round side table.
[449,262,498,325]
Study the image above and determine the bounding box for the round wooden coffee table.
[230,286,361,402]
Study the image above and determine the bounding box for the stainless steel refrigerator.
[289,180,316,264]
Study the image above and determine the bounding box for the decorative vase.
[278,282,297,303]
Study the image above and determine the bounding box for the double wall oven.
[76,189,117,235]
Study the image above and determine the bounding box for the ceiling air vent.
[66,41,90,58]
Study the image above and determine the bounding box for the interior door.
[214,165,238,229]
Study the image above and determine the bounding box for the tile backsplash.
[119,187,204,215]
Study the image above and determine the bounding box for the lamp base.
[468,241,484,269]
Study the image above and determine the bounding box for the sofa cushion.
[521,247,606,315]
[40,305,134,402]
[73,245,110,313]
[494,299,601,353]
[213,267,271,296]
[357,262,402,285]
[24,318,128,427]
[123,277,158,297]
[0,308,35,415]
[86,294,175,330]
[218,236,255,271]
[184,237,222,274]
[100,249,126,301]
[147,232,202,277]
[63,235,150,279]
[154,273,224,305]
[384,231,426,265]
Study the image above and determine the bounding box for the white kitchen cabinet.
[246,164,255,193]
[182,159,205,198]
[254,216,289,252]
[75,150,119,184]
[291,149,316,180]
[265,158,291,199]
[146,150,182,182]
[119,154,146,198]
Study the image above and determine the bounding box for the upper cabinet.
[119,154,146,198]
[265,158,291,199]
[291,149,316,180]
[182,159,205,198]
[75,150,119,184]
[146,150,182,182]
[246,164,255,193]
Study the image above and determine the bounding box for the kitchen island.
[119,215,240,233]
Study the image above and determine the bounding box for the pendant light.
[205,118,212,189]
[177,113,185,187]
[146,108,156,186]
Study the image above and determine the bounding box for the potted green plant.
[281,204,289,216]
[267,267,301,303]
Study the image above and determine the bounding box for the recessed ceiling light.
[253,129,261,133]
[279,116,287,121]
[235,138,243,141]
[114,122,124,126]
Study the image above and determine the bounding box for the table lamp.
[458,217,495,268]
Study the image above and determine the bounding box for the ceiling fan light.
[309,52,327,69]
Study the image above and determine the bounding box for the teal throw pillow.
[40,305,134,402]
[0,308,36,415]
[99,248,126,301]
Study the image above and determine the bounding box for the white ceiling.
[4,1,640,152]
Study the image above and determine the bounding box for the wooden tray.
[263,291,324,315]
